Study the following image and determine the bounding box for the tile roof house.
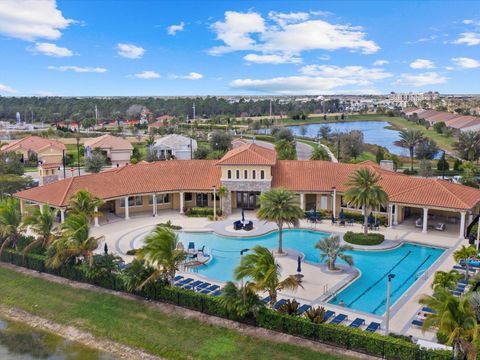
[83,135,133,167]
[151,134,197,160]
[1,135,66,164]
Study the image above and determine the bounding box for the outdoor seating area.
[233,220,253,231]
[173,276,222,296]
[415,218,447,231]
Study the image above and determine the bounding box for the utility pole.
[192,102,196,121]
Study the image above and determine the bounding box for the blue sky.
[0,0,479,96]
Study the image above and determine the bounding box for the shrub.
[185,207,221,217]
[342,211,387,226]
[403,169,418,175]
[158,221,182,230]
[126,249,138,256]
[343,232,385,245]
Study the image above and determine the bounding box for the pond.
[0,317,118,360]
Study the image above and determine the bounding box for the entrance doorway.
[236,192,260,210]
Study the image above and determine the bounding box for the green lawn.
[0,267,355,360]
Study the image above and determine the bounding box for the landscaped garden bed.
[343,231,385,246]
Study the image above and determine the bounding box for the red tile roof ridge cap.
[59,177,75,207]
[434,179,472,208]
[217,143,275,165]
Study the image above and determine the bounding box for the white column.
[393,205,399,225]
[300,193,305,211]
[422,208,428,233]
[152,194,157,216]
[332,188,337,217]
[39,204,44,214]
[460,211,467,238]
[213,187,217,220]
[94,206,99,227]
[179,192,184,214]
[388,204,394,228]
[60,209,65,223]
[124,196,130,220]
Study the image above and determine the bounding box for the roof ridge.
[387,180,432,198]
[60,177,75,207]
[435,180,471,208]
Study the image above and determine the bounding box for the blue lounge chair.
[184,281,203,290]
[274,299,287,310]
[200,288,212,294]
[454,286,465,293]
[175,278,193,287]
[459,279,469,285]
[330,314,348,325]
[211,290,221,296]
[422,307,436,314]
[412,319,424,327]
[197,282,211,289]
[349,318,365,328]
[173,275,184,282]
[262,296,271,304]
[452,290,462,297]
[323,310,335,322]
[297,304,311,315]
[205,284,220,292]
[365,322,380,332]
[453,265,468,271]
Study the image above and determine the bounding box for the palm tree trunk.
[409,147,414,171]
[269,290,277,309]
[278,224,283,254]
[364,209,369,235]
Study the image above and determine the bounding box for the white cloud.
[134,71,160,79]
[300,65,392,80]
[394,72,447,87]
[244,53,301,64]
[451,57,480,69]
[116,43,145,59]
[0,83,17,94]
[463,19,474,24]
[29,42,73,57]
[453,32,480,46]
[167,22,185,35]
[373,59,389,66]
[170,72,204,80]
[405,35,437,44]
[48,65,107,73]
[0,0,73,41]
[410,59,435,69]
[208,11,379,59]
[445,66,454,71]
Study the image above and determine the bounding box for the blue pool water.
[177,230,444,315]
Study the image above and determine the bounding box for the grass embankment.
[0,267,354,360]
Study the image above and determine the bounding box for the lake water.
[261,121,408,156]
[0,317,118,360]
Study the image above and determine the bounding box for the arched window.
[252,170,256,179]
[227,170,232,179]
[244,170,248,179]
[260,170,265,179]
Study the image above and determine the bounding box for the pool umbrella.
[104,242,108,255]
[297,256,302,273]
[368,212,374,225]
[339,209,345,220]
[241,208,245,222]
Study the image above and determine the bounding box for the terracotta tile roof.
[445,116,479,129]
[1,135,66,152]
[83,135,133,151]
[216,143,276,166]
[15,160,220,207]
[425,113,461,123]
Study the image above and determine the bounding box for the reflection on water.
[0,318,118,360]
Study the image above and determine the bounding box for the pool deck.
[91,210,465,340]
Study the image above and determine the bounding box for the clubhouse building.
[14,143,480,238]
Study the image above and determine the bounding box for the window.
[184,192,193,202]
[244,170,248,179]
[227,170,232,179]
[149,194,171,205]
[252,170,256,179]
[236,170,240,179]
[120,196,143,208]
[260,170,265,179]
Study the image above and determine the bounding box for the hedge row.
[0,249,453,360]
[185,207,222,217]
[343,231,385,245]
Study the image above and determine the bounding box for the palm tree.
[310,145,330,161]
[344,168,389,235]
[454,245,477,280]
[420,289,478,359]
[217,185,228,215]
[394,129,424,171]
[121,259,155,292]
[234,245,301,309]
[315,235,353,271]
[304,306,327,324]
[136,226,187,288]
[257,189,304,254]
[48,213,100,268]
[0,198,22,255]
[68,189,104,223]
[454,131,480,161]
[21,205,56,255]
[218,281,262,318]
[431,270,462,291]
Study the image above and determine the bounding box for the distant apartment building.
[388,91,439,107]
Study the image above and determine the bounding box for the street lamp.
[76,136,81,176]
[213,185,216,221]
[385,273,396,335]
[240,248,250,304]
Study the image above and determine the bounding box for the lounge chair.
[435,223,446,231]
[244,221,253,231]
[187,242,195,253]
[200,288,212,294]
[233,220,243,231]
[452,290,463,297]
[297,304,311,315]
[262,296,271,304]
[274,299,287,310]
[175,278,193,287]
[184,280,203,290]
[411,319,424,327]
[211,290,222,296]
[422,307,436,314]
[323,310,335,322]
[415,218,423,228]
[205,284,220,292]
[197,282,211,289]
[459,279,469,285]
[173,275,184,282]
[330,314,348,325]
[365,322,380,332]
[349,318,365,328]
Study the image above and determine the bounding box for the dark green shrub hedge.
[342,211,388,226]
[343,231,385,245]
[185,207,221,217]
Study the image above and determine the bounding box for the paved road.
[245,139,313,160]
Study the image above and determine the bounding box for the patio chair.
[323,310,335,322]
[349,318,365,328]
[200,288,212,294]
[185,280,203,289]
[330,313,348,325]
[415,218,423,228]
[175,278,193,287]
[365,322,381,332]
[205,284,220,292]
[297,304,311,315]
[197,282,211,289]
[173,275,184,283]
[187,242,195,253]
[211,290,222,296]
[421,307,436,314]
[244,221,254,231]
[274,299,287,310]
[339,219,346,227]
[411,319,424,327]
[233,220,243,231]
[262,296,271,304]
[435,223,446,231]
[347,218,355,226]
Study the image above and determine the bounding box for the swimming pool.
[175,229,444,315]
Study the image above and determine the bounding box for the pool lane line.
[346,250,412,308]
[371,254,432,314]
